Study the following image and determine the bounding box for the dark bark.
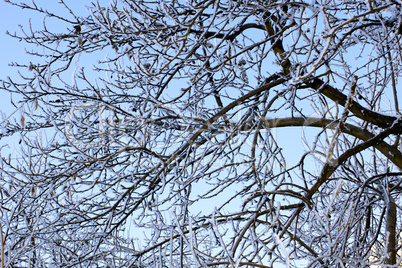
[385,196,397,265]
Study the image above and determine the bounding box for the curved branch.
[305,78,396,128]
[273,117,402,248]
[190,23,266,41]
[262,117,402,169]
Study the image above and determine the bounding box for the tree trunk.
[385,195,397,265]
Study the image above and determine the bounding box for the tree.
[1,0,402,266]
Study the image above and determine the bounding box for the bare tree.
[1,0,402,267]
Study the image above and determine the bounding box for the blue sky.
[0,0,312,172]
[0,1,89,124]
[0,0,27,145]
[0,1,24,94]
[0,3,328,266]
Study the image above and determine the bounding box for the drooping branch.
[273,117,402,253]
[304,117,402,211]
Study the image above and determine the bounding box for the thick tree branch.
[262,117,402,169]
[307,117,402,202]
[305,78,396,128]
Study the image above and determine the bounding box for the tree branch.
[305,78,396,128]
[262,117,402,169]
